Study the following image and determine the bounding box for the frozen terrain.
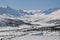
[0,6,60,40]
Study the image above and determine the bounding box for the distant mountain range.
[0,6,60,27]
[0,6,60,17]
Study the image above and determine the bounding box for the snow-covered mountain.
[0,6,20,17]
[43,8,60,14]
[0,6,60,27]
[0,6,60,17]
[0,6,42,17]
[0,6,60,40]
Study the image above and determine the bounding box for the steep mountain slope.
[43,8,60,14]
[48,9,60,19]
[0,6,20,17]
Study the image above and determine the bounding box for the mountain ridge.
[0,6,60,17]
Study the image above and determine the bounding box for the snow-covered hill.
[43,8,60,14]
[0,6,60,40]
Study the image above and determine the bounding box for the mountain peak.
[0,6,20,17]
